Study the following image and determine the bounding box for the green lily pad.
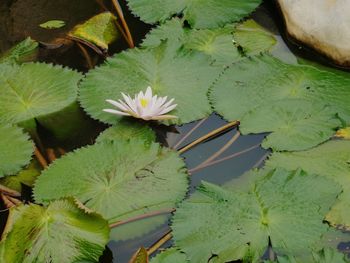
[126,0,262,29]
[0,159,40,192]
[96,119,155,145]
[150,248,189,263]
[39,20,66,29]
[0,37,38,64]
[240,99,340,151]
[79,42,222,125]
[0,198,110,263]
[266,140,350,229]
[210,54,350,125]
[0,62,82,132]
[33,140,188,222]
[69,12,119,50]
[0,124,34,178]
[172,169,341,262]
[233,19,277,55]
[274,248,349,263]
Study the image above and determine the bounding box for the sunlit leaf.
[240,99,340,151]
[150,248,188,263]
[0,62,82,132]
[69,12,119,50]
[266,140,350,229]
[39,20,66,29]
[129,247,149,263]
[79,42,222,125]
[172,169,341,262]
[0,198,110,263]
[0,124,34,178]
[0,37,38,64]
[126,0,262,29]
[34,140,188,222]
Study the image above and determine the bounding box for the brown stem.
[0,184,20,197]
[178,121,240,154]
[1,193,15,208]
[34,147,48,169]
[77,42,94,69]
[46,148,57,163]
[57,147,66,156]
[189,143,261,174]
[147,230,173,256]
[111,0,135,48]
[172,118,207,150]
[6,196,22,206]
[109,208,175,228]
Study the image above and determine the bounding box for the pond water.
[0,0,349,262]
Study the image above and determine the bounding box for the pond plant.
[0,0,350,263]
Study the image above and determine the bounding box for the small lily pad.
[0,37,38,64]
[39,20,66,29]
[0,198,110,263]
[0,124,34,178]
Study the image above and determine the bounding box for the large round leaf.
[266,140,350,229]
[33,140,188,222]
[172,169,341,262]
[0,124,34,177]
[240,100,340,151]
[0,198,109,263]
[0,62,82,130]
[150,248,188,263]
[126,0,262,29]
[79,42,221,125]
[210,54,350,124]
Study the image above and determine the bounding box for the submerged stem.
[34,147,48,169]
[178,120,240,154]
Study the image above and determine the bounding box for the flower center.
[140,98,149,108]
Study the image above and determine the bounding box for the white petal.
[122,93,137,113]
[145,86,153,99]
[103,109,131,116]
[151,114,178,120]
[159,104,177,115]
[106,99,129,112]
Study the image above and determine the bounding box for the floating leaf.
[0,37,38,64]
[266,140,350,229]
[0,124,34,178]
[79,42,221,125]
[240,99,340,151]
[39,20,66,29]
[335,127,350,140]
[0,198,110,263]
[129,247,149,263]
[69,12,119,50]
[150,248,188,263]
[96,119,155,144]
[172,169,341,262]
[0,159,40,192]
[126,0,262,29]
[233,19,277,55]
[210,54,350,125]
[34,140,188,222]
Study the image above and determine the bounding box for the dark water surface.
[0,1,349,262]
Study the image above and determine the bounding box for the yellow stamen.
[140,98,149,107]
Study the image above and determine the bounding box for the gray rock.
[277,0,350,67]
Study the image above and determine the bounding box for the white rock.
[277,0,350,66]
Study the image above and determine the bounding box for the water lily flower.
[103,86,177,121]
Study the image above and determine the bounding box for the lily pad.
[266,140,350,229]
[210,54,350,125]
[96,119,155,145]
[0,37,38,64]
[0,198,110,263]
[33,140,188,222]
[79,42,222,125]
[150,248,188,263]
[0,124,34,178]
[240,99,340,151]
[0,62,82,132]
[172,169,341,262]
[126,0,262,29]
[39,20,66,29]
[69,12,119,50]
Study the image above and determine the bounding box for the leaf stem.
[109,208,175,228]
[147,230,173,256]
[34,147,48,169]
[189,143,261,174]
[172,118,207,150]
[0,184,21,197]
[111,0,135,48]
[76,42,94,69]
[178,121,240,154]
